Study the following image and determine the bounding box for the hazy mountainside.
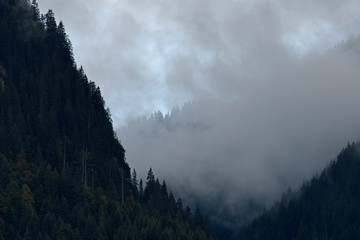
[120,103,272,230]
[119,32,360,234]
[0,0,215,239]
[122,107,360,239]
[236,142,360,240]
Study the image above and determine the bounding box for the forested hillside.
[0,0,215,239]
[236,142,360,240]
[4,1,360,240]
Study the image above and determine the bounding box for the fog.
[119,41,360,227]
[36,0,360,228]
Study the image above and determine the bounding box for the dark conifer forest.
[0,0,215,239]
[2,0,360,240]
[235,142,360,240]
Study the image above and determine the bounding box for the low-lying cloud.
[119,43,360,227]
[37,0,360,228]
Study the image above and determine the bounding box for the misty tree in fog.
[131,168,139,198]
[146,167,155,183]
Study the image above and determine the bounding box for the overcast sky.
[37,0,360,228]
[37,0,360,127]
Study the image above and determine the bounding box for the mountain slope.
[0,0,128,188]
[0,0,216,239]
[236,142,360,239]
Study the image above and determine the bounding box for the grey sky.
[37,0,360,227]
[37,0,360,126]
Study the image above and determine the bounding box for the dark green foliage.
[237,142,360,240]
[0,153,216,239]
[0,1,216,239]
[0,0,127,194]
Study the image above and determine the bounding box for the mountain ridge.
[0,0,216,239]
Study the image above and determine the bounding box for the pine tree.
[131,169,138,198]
[139,179,144,200]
